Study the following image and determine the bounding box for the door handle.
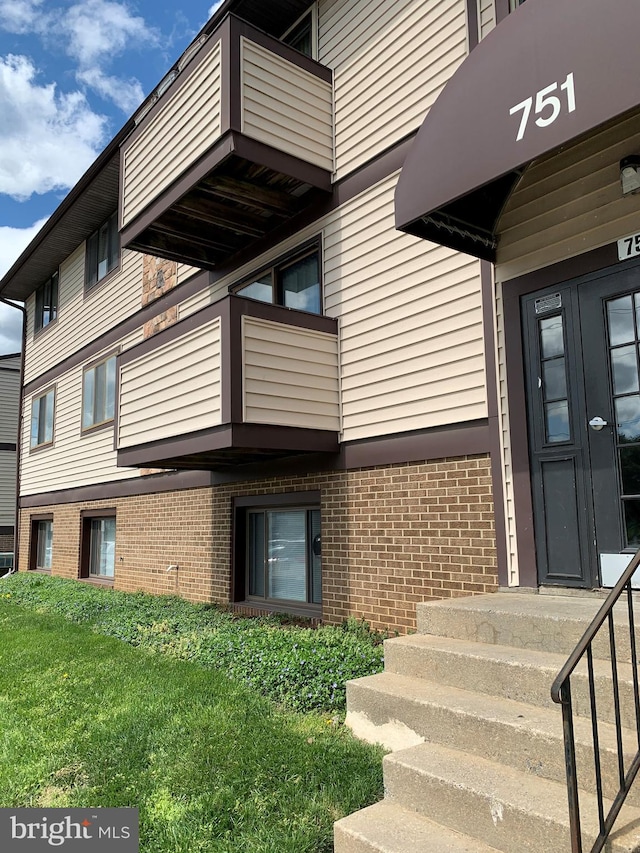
[589,416,609,431]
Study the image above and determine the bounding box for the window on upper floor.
[233,245,322,315]
[85,212,119,290]
[30,387,55,450]
[82,354,117,432]
[34,271,58,334]
[282,6,316,58]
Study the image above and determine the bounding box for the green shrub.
[1,574,384,713]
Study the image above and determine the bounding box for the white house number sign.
[509,73,576,142]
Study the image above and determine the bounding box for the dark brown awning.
[395,0,640,261]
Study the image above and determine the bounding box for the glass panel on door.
[607,291,640,548]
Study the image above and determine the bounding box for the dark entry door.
[522,263,640,587]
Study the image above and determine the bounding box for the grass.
[0,600,384,852]
[0,576,387,850]
[0,574,385,713]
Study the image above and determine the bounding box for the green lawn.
[0,601,383,852]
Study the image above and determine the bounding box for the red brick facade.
[0,532,13,554]
[18,454,498,633]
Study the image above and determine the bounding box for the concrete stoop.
[334,592,640,853]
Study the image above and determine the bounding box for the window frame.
[233,492,322,616]
[81,350,118,435]
[34,270,59,336]
[85,212,120,292]
[281,5,317,59]
[231,240,323,316]
[29,386,56,451]
[29,515,53,572]
[79,509,116,583]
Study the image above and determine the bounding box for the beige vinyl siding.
[121,42,222,227]
[241,38,333,172]
[0,366,19,443]
[243,317,339,430]
[319,0,467,179]
[0,451,16,526]
[478,0,496,40]
[20,358,139,497]
[24,247,143,384]
[177,263,202,285]
[324,172,485,442]
[496,110,640,281]
[174,170,485,442]
[118,319,222,449]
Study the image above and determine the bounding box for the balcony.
[119,14,333,269]
[116,296,340,470]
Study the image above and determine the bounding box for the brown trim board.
[19,470,215,509]
[0,525,14,536]
[0,443,16,453]
[466,0,479,50]
[495,0,510,23]
[20,421,491,504]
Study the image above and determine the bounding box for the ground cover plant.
[0,573,385,713]
[0,597,384,852]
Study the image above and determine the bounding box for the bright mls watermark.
[0,809,138,851]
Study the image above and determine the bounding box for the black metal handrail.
[551,548,640,853]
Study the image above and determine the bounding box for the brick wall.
[0,532,13,553]
[17,454,498,632]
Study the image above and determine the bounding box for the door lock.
[589,416,609,431]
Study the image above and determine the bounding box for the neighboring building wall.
[19,454,498,632]
[478,0,496,40]
[0,354,20,554]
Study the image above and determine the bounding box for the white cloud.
[77,67,144,114]
[0,217,48,277]
[0,0,160,113]
[0,55,106,200]
[0,0,43,34]
[0,302,23,354]
[0,217,48,355]
[63,0,158,66]
[208,1,224,16]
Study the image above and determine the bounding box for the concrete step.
[345,670,640,807]
[334,800,502,853]
[383,633,640,727]
[384,741,640,853]
[416,592,640,661]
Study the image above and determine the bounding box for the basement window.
[80,512,116,581]
[234,493,322,616]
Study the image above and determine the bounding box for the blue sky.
[0,0,223,354]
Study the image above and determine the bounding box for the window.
[30,388,55,449]
[86,212,119,289]
[282,8,315,57]
[81,514,116,580]
[246,506,321,606]
[30,518,53,571]
[234,247,322,315]
[82,354,117,431]
[35,271,58,333]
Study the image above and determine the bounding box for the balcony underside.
[120,135,331,270]
[117,423,339,472]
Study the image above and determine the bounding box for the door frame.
[500,243,640,588]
